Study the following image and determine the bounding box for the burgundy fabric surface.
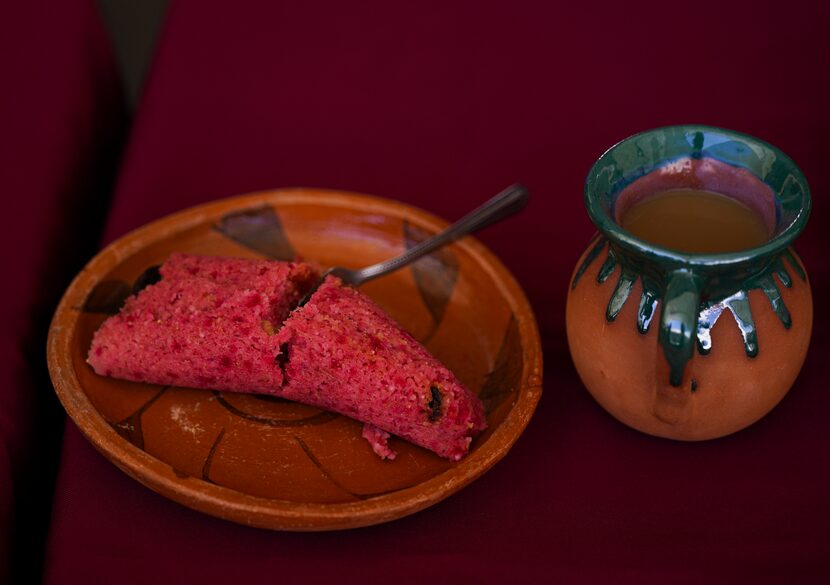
[1,1,125,581]
[45,0,829,582]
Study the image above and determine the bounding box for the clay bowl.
[47,188,542,530]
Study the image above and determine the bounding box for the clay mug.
[566,125,812,440]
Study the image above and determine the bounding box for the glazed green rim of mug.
[584,124,811,269]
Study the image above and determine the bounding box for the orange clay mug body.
[566,126,812,440]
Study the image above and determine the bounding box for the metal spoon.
[298,183,530,306]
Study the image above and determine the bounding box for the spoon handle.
[352,183,529,285]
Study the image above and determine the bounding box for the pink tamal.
[88,254,486,460]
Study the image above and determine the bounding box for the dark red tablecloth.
[0,1,125,582]
[44,0,830,582]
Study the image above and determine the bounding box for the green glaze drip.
[596,249,618,283]
[691,130,705,153]
[696,291,759,358]
[756,274,792,329]
[636,277,661,334]
[772,257,793,288]
[696,303,724,355]
[783,249,807,281]
[571,236,606,289]
[725,292,758,357]
[659,270,702,386]
[606,269,636,321]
